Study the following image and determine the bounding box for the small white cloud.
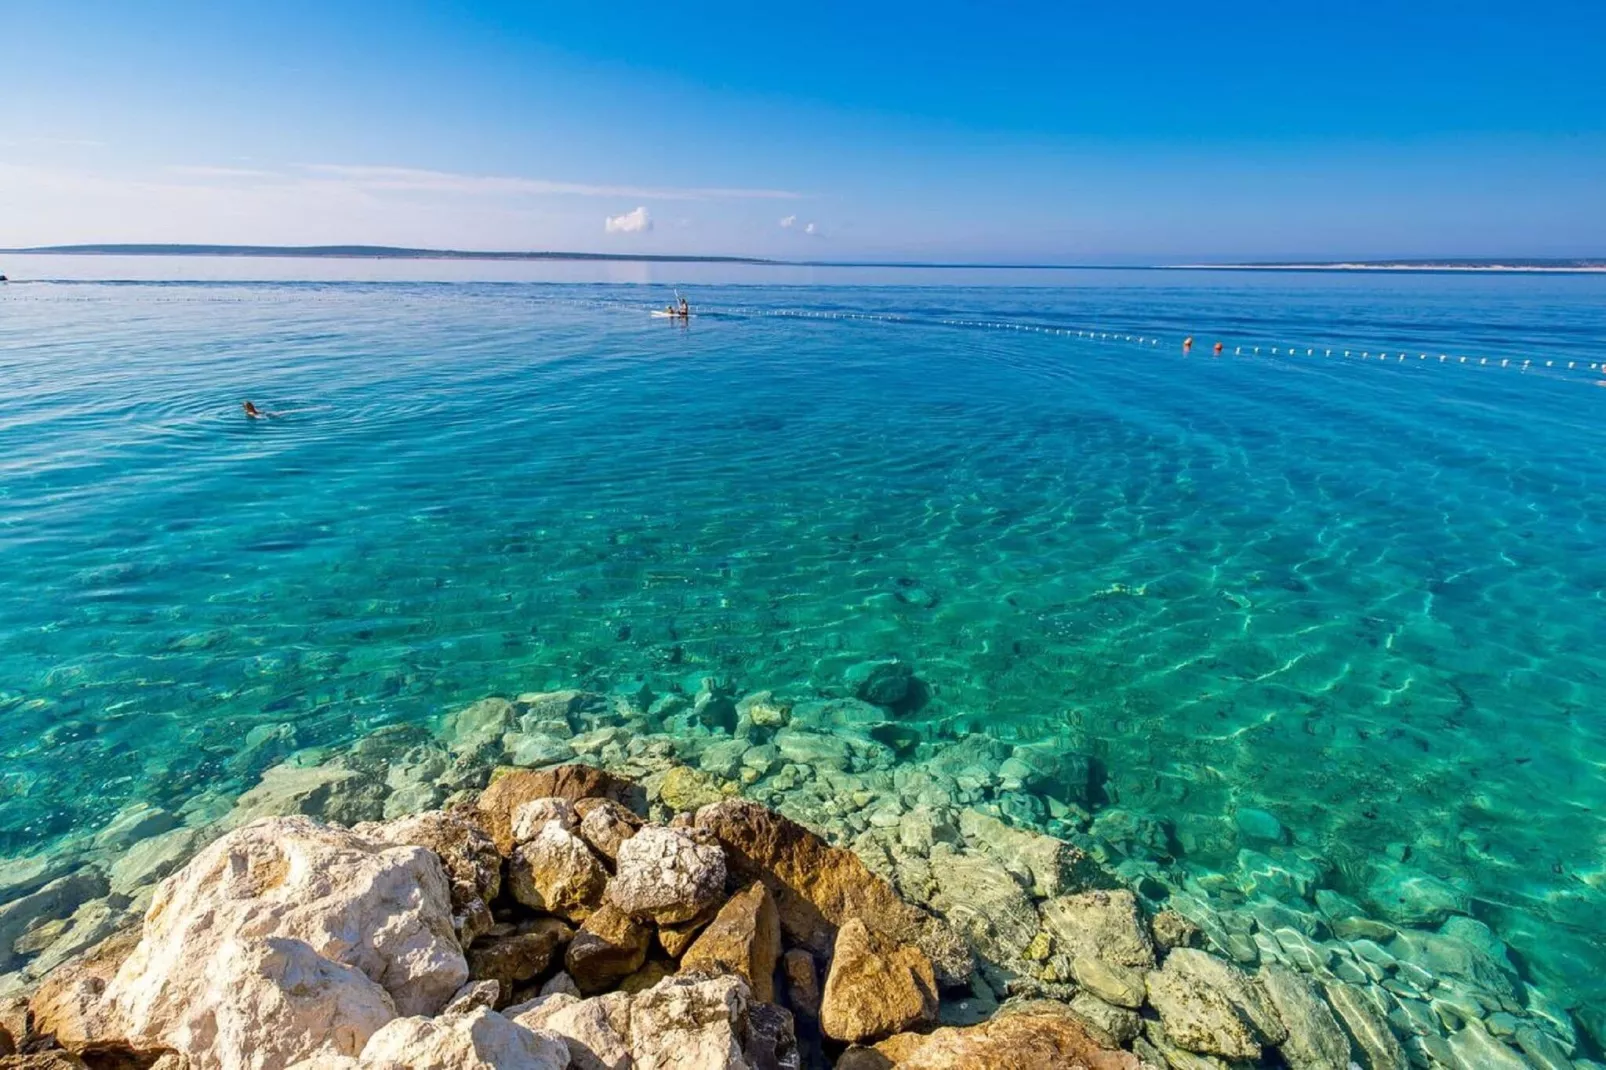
[804,222,818,235]
[605,206,652,234]
[779,214,797,228]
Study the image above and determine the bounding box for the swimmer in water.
[242,401,280,419]
[1213,341,1224,355]
[1183,336,1194,353]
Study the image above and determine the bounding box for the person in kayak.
[679,296,689,316]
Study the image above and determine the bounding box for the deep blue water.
[2,259,1605,1010]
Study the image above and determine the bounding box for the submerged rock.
[820,918,937,1044]
[1259,964,1352,1069]
[1364,861,1470,926]
[1144,951,1264,1061]
[1040,889,1156,975]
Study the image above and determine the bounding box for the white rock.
[512,797,580,843]
[358,1007,569,1069]
[202,937,396,1070]
[103,816,467,1065]
[606,826,725,925]
[630,974,752,1070]
[513,991,632,1070]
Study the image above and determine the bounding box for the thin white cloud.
[779,214,797,228]
[301,163,802,201]
[804,222,819,236]
[167,165,279,179]
[604,206,652,234]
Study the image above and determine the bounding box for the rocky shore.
[0,675,1598,1069]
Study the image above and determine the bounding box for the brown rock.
[565,904,651,995]
[0,1023,12,1057]
[507,822,608,922]
[820,918,937,1044]
[781,949,820,1020]
[656,902,720,959]
[872,1001,1146,1069]
[695,799,972,985]
[0,1055,90,1069]
[466,918,573,1005]
[574,798,642,862]
[680,882,782,1002]
[477,765,638,853]
[0,999,26,1052]
[353,807,502,947]
[27,928,141,1050]
[617,959,674,994]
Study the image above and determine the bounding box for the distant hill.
[1182,258,1606,272]
[3,243,777,265]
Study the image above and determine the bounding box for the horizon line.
[4,244,1605,275]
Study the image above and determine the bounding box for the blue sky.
[2,1,1603,261]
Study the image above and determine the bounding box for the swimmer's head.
[243,401,261,417]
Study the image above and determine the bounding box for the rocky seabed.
[0,676,1597,1069]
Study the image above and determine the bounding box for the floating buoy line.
[702,304,1605,385]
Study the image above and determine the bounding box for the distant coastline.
[4,245,1604,274]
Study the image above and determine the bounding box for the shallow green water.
[2,264,1604,1018]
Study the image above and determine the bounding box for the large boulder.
[511,991,632,1070]
[925,845,1040,979]
[629,974,790,1070]
[870,1001,1144,1070]
[695,800,971,985]
[353,808,502,947]
[357,1006,569,1069]
[1259,966,1352,1070]
[575,799,642,862]
[444,697,517,755]
[508,821,609,922]
[1144,951,1264,1061]
[27,928,142,1051]
[606,827,726,926]
[478,765,639,854]
[100,816,467,1063]
[680,883,782,1003]
[955,810,1098,899]
[820,919,937,1045]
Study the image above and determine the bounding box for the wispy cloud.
[779,214,797,228]
[805,222,819,236]
[604,206,652,234]
[301,164,802,201]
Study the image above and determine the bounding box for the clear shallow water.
[3,262,1606,1012]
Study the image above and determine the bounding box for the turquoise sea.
[3,257,1605,1027]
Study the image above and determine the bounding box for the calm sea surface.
[3,255,1605,1008]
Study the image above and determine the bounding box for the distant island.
[1172,258,1606,273]
[1,244,779,265]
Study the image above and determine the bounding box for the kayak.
[651,310,692,319]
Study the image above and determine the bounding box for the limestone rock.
[467,919,574,1005]
[1321,981,1406,1070]
[924,845,1039,978]
[618,960,674,994]
[1444,1019,1530,1070]
[1040,889,1156,974]
[27,928,141,1050]
[630,973,778,1070]
[0,1023,11,1058]
[0,1055,91,1068]
[224,761,386,828]
[353,808,502,947]
[696,799,971,985]
[820,918,936,1044]
[956,809,1096,898]
[658,767,736,814]
[98,817,465,1065]
[0,870,108,974]
[445,697,517,755]
[1364,863,1470,927]
[107,827,208,899]
[1071,956,1146,1010]
[540,972,582,999]
[511,798,580,843]
[1150,910,1202,951]
[1260,965,1352,1069]
[443,980,503,1016]
[478,765,639,854]
[781,950,820,1021]
[1144,951,1263,1061]
[871,1001,1144,1070]
[736,692,791,730]
[1165,949,1285,1045]
[607,826,726,925]
[576,799,643,862]
[680,883,781,1003]
[358,1006,569,1069]
[1066,991,1143,1048]
[512,991,631,1070]
[566,904,651,995]
[658,905,721,959]
[508,821,608,922]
